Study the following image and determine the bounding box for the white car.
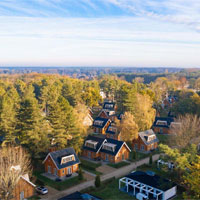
[36,186,48,195]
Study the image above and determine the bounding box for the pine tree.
[95,175,101,188]
[149,154,153,165]
[78,167,83,181]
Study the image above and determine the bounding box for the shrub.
[132,150,137,160]
[95,175,101,188]
[149,154,153,165]
[78,167,84,181]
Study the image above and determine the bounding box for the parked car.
[36,186,48,195]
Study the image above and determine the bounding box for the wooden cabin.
[43,148,80,178]
[132,129,158,153]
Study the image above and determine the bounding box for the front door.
[54,168,57,176]
[122,153,125,160]
[20,191,24,200]
[48,165,51,173]
[105,154,109,161]
[68,167,72,174]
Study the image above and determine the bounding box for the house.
[100,90,106,99]
[12,174,35,200]
[103,102,117,111]
[82,135,106,160]
[43,148,80,178]
[119,171,177,200]
[98,109,116,121]
[82,135,131,163]
[83,113,93,126]
[106,124,121,140]
[152,117,174,134]
[93,117,111,134]
[132,129,158,152]
[58,191,101,200]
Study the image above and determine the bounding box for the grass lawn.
[33,171,85,191]
[82,178,135,200]
[28,196,41,200]
[80,158,102,175]
[108,161,130,168]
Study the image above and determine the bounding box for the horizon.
[0,0,200,67]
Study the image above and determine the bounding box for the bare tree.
[170,114,200,149]
[0,146,32,200]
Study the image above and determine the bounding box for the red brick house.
[152,117,174,134]
[106,124,121,140]
[93,117,111,134]
[43,148,80,178]
[12,174,35,200]
[98,110,117,121]
[132,129,158,152]
[82,135,131,163]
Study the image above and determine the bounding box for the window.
[62,169,65,174]
[160,128,163,134]
[147,135,155,142]
[94,120,104,126]
[67,167,72,174]
[61,155,74,164]
[156,120,167,126]
[108,126,117,132]
[102,143,116,152]
[85,140,98,149]
[141,145,144,151]
[134,144,138,150]
[105,104,114,108]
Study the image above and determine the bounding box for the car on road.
[36,186,48,195]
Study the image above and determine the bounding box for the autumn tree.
[169,114,200,149]
[115,112,138,142]
[0,146,32,200]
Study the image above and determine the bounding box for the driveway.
[41,154,160,200]
[96,165,116,175]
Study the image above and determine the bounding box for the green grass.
[28,196,41,200]
[108,161,130,168]
[33,171,85,191]
[80,158,102,175]
[82,178,135,200]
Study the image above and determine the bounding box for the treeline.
[0,74,102,158]
[0,73,157,157]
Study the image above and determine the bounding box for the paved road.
[42,154,160,200]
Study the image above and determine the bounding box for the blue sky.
[0,0,200,67]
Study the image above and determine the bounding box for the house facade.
[93,117,111,134]
[152,117,174,134]
[12,174,35,200]
[98,110,117,121]
[132,129,158,152]
[43,148,80,178]
[119,171,177,200]
[82,135,131,163]
[83,113,93,126]
[106,124,121,141]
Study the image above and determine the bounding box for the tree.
[169,114,200,149]
[183,156,200,199]
[149,154,153,165]
[0,146,31,200]
[78,167,83,181]
[95,175,101,188]
[115,112,138,142]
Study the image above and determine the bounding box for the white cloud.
[0,16,199,67]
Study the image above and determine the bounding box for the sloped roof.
[83,135,131,156]
[106,124,118,135]
[153,117,174,128]
[125,171,176,191]
[93,117,110,128]
[103,102,116,110]
[44,148,80,170]
[82,135,106,153]
[139,129,159,145]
